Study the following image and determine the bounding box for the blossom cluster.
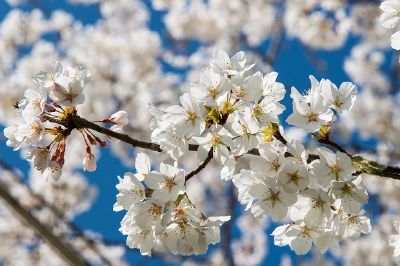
[146,50,371,255]
[151,50,286,178]
[1,0,400,264]
[113,153,229,256]
[0,50,383,258]
[3,62,128,180]
[381,0,400,51]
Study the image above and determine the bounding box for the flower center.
[236,86,246,98]
[31,123,42,134]
[306,112,318,122]
[287,172,300,186]
[186,110,197,121]
[164,177,176,191]
[208,86,219,98]
[210,133,221,147]
[252,104,263,119]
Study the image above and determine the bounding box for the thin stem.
[185,149,213,182]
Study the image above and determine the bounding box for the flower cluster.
[151,50,286,178]
[147,50,370,255]
[380,0,400,50]
[3,62,128,180]
[1,51,376,258]
[287,76,357,132]
[113,153,229,256]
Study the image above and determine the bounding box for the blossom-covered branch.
[3,50,400,259]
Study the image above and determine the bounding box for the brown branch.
[0,180,88,266]
[48,113,400,181]
[185,149,213,182]
[0,160,113,266]
[312,134,400,180]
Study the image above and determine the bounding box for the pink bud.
[108,111,128,126]
[83,153,97,172]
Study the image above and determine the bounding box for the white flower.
[127,199,164,229]
[108,111,128,126]
[162,199,229,256]
[290,76,322,103]
[151,129,189,160]
[331,179,368,214]
[43,161,62,181]
[262,72,286,102]
[20,88,47,119]
[3,125,22,150]
[243,98,282,133]
[344,213,371,240]
[190,67,230,106]
[389,220,400,263]
[248,179,296,221]
[310,147,353,186]
[65,65,91,85]
[391,31,400,50]
[33,61,64,89]
[135,153,151,182]
[380,0,400,28]
[144,162,185,202]
[291,189,331,228]
[250,142,287,178]
[162,93,205,136]
[210,50,253,78]
[229,114,259,156]
[278,163,309,192]
[27,147,49,172]
[331,207,371,240]
[286,139,309,166]
[113,172,145,212]
[232,170,260,208]
[15,118,44,145]
[193,128,233,165]
[108,111,128,132]
[123,225,155,256]
[322,80,357,113]
[272,222,321,255]
[50,79,85,107]
[286,93,334,132]
[231,72,263,103]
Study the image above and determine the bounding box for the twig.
[185,149,213,182]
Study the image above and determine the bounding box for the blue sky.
[0,0,392,265]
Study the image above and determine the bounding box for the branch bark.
[58,113,400,181]
[185,149,214,182]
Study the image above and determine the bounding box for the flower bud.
[83,152,97,172]
[105,111,128,126]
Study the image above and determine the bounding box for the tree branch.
[0,160,113,266]
[54,113,400,181]
[0,180,88,266]
[185,149,213,182]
